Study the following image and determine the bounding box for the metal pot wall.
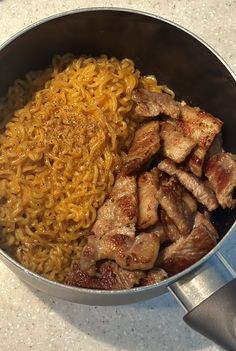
[0,8,236,350]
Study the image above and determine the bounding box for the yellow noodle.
[0,54,166,283]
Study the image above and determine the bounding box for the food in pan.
[0,55,235,289]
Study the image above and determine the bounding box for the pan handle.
[169,252,236,351]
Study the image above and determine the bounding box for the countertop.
[0,1,235,350]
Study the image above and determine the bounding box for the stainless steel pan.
[0,8,236,350]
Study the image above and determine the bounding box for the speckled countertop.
[0,1,235,351]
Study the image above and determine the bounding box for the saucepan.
[0,8,236,351]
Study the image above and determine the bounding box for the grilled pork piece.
[137,168,160,229]
[80,231,160,274]
[145,222,169,244]
[182,190,198,214]
[205,153,236,208]
[180,104,223,177]
[205,134,223,162]
[160,120,196,163]
[66,261,144,290]
[160,209,182,242]
[194,212,219,240]
[92,175,138,238]
[158,212,218,274]
[132,89,181,119]
[155,178,196,236]
[159,189,197,243]
[158,159,218,211]
[122,121,160,175]
[80,175,139,275]
[140,267,168,286]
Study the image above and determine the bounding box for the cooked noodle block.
[0,55,165,283]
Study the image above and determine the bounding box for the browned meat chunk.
[80,231,160,274]
[159,186,197,242]
[194,212,219,240]
[80,175,139,276]
[205,153,236,208]
[180,105,223,177]
[155,178,196,236]
[158,213,218,274]
[160,209,182,242]
[137,168,160,229]
[182,191,198,214]
[122,121,160,175]
[132,89,181,119]
[66,261,144,290]
[145,222,169,244]
[158,159,218,211]
[92,175,138,238]
[141,268,168,286]
[205,134,223,162]
[160,120,196,163]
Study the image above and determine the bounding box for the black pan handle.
[169,252,236,350]
[184,278,236,351]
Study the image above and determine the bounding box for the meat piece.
[122,121,160,175]
[205,152,236,208]
[145,222,169,244]
[132,89,181,119]
[160,120,196,163]
[182,191,198,214]
[137,168,160,229]
[205,134,223,162]
[140,268,168,286]
[66,261,144,290]
[180,105,223,177]
[159,187,197,242]
[158,159,218,211]
[81,175,138,276]
[155,178,195,236]
[80,231,160,274]
[160,209,182,242]
[194,212,219,240]
[158,213,218,275]
[92,175,138,238]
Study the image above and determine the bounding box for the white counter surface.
[0,1,235,350]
